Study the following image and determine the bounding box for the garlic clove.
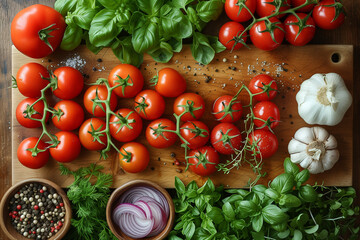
[293,127,315,144]
[299,156,312,169]
[307,160,324,174]
[288,139,307,154]
[322,149,340,171]
[313,126,330,142]
[290,151,308,164]
[324,134,338,150]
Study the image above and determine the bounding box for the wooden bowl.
[106,180,175,240]
[0,178,72,240]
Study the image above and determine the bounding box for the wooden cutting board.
[11,44,353,188]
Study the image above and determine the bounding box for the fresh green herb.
[169,158,360,240]
[59,163,117,240]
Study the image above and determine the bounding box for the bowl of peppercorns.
[0,178,71,240]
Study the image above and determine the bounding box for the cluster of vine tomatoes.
[219,0,345,51]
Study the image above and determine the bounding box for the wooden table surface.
[1,1,359,239]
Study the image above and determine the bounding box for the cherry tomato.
[256,0,291,18]
[108,64,144,98]
[134,90,165,120]
[83,85,118,117]
[219,22,247,50]
[79,118,107,151]
[248,74,278,101]
[180,121,209,150]
[213,95,242,123]
[174,93,205,122]
[250,17,285,51]
[225,0,257,22]
[211,123,242,155]
[153,68,186,97]
[292,0,315,12]
[49,131,81,163]
[11,4,66,58]
[16,98,48,128]
[52,66,84,99]
[188,146,219,176]
[16,63,49,98]
[249,129,278,159]
[17,137,49,169]
[119,142,149,173]
[312,0,345,30]
[284,13,316,46]
[109,108,142,142]
[146,118,178,148]
[253,101,280,129]
[52,100,84,131]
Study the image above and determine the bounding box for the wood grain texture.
[11,45,353,188]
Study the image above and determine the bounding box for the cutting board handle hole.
[331,53,341,63]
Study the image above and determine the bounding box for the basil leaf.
[175,176,186,195]
[272,222,287,232]
[54,0,77,16]
[304,224,319,234]
[182,221,196,240]
[97,0,120,9]
[295,169,310,185]
[296,213,309,227]
[60,25,83,51]
[279,194,302,208]
[171,0,194,9]
[191,32,215,65]
[160,5,192,39]
[168,38,182,53]
[136,0,164,15]
[270,173,295,194]
[251,231,265,240]
[195,196,206,212]
[148,41,173,63]
[262,205,288,225]
[265,188,280,201]
[196,0,223,23]
[187,6,205,31]
[77,0,96,9]
[207,207,224,224]
[84,32,103,54]
[201,217,216,235]
[207,35,226,53]
[186,180,199,191]
[252,215,263,232]
[72,6,97,30]
[237,200,258,217]
[284,157,300,176]
[112,37,143,67]
[278,229,290,239]
[230,219,246,230]
[293,230,303,240]
[131,13,159,53]
[197,178,215,194]
[89,9,120,47]
[299,185,318,202]
[222,202,235,221]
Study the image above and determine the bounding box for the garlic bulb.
[296,73,352,126]
[288,126,339,174]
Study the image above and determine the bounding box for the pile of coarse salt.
[60,54,87,70]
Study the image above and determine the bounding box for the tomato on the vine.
[152,68,186,98]
[16,98,48,128]
[219,22,247,50]
[174,93,205,122]
[109,108,143,142]
[248,74,278,101]
[284,13,316,46]
[49,131,81,163]
[225,0,257,22]
[146,118,178,149]
[108,64,144,98]
[256,0,291,18]
[292,0,315,12]
[83,85,118,117]
[119,142,149,173]
[134,90,165,120]
[188,146,219,177]
[16,63,49,98]
[180,121,209,150]
[52,100,84,131]
[249,129,278,159]
[213,95,242,123]
[211,123,242,155]
[250,17,285,51]
[312,0,345,30]
[79,118,107,151]
[17,137,49,169]
[11,4,66,58]
[52,66,83,100]
[253,101,280,129]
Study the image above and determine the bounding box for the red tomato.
[188,146,219,176]
[248,74,278,101]
[225,0,257,22]
[292,0,315,12]
[109,108,142,142]
[17,137,49,169]
[134,90,165,120]
[256,0,291,18]
[284,13,316,46]
[250,17,285,51]
[108,64,144,98]
[153,68,186,97]
[312,0,345,30]
[174,93,205,122]
[83,85,118,117]
[79,118,107,151]
[52,100,84,131]
[219,22,247,50]
[52,67,84,99]
[180,121,210,150]
[49,131,81,163]
[16,98,48,128]
[119,142,149,173]
[211,123,242,155]
[213,95,242,123]
[249,129,278,159]
[146,118,178,148]
[11,4,66,58]
[253,101,280,129]
[16,63,49,98]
